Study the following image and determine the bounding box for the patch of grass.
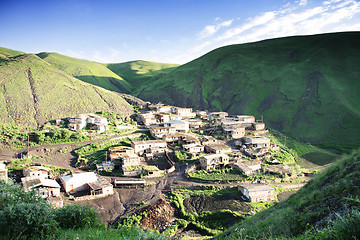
[37,52,132,93]
[188,168,280,183]
[216,148,360,239]
[56,226,167,240]
[107,60,179,92]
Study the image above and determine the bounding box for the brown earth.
[183,194,252,214]
[139,199,175,232]
[1,136,307,232]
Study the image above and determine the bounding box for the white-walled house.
[21,177,61,198]
[238,184,275,202]
[23,166,51,179]
[164,120,189,133]
[60,172,113,196]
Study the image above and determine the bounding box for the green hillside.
[217,149,360,239]
[136,32,360,151]
[0,47,25,58]
[0,53,133,127]
[107,60,179,91]
[36,52,132,93]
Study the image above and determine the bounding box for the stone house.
[174,107,196,118]
[238,184,275,202]
[23,166,51,179]
[162,133,182,144]
[252,122,265,131]
[222,123,246,139]
[108,146,140,167]
[21,177,61,198]
[150,125,176,139]
[237,115,255,123]
[68,113,108,133]
[68,114,88,130]
[109,146,140,168]
[204,143,232,154]
[244,137,271,148]
[183,144,204,154]
[155,113,171,123]
[131,140,167,156]
[156,105,173,113]
[196,110,208,118]
[180,134,201,145]
[139,113,157,126]
[209,112,229,119]
[60,172,113,196]
[199,154,230,171]
[234,160,262,176]
[164,120,189,133]
[188,118,203,129]
[86,114,108,133]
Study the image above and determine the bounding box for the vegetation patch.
[168,186,252,236]
[216,149,360,239]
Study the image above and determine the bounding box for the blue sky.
[1,0,359,64]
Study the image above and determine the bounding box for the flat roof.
[22,177,60,190]
[201,153,229,160]
[132,140,166,145]
[239,184,274,192]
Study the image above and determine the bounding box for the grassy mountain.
[0,47,24,58]
[136,32,360,151]
[0,52,133,127]
[36,52,132,93]
[216,149,360,239]
[107,60,179,91]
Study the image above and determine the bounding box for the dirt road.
[1,135,307,224]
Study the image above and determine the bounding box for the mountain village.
[0,100,308,212]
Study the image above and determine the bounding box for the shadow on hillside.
[106,64,178,87]
[301,152,337,166]
[75,75,131,94]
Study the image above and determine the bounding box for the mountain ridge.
[135,31,360,150]
[0,52,133,127]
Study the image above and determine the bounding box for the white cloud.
[217,11,276,41]
[190,0,360,60]
[197,19,234,39]
[298,0,308,6]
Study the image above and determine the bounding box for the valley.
[0,102,336,238]
[1,32,360,239]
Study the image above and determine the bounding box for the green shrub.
[0,181,104,239]
[0,180,42,208]
[316,209,360,240]
[0,201,58,239]
[55,204,104,230]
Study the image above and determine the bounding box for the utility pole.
[27,135,30,157]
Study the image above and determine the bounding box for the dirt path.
[1,134,309,224]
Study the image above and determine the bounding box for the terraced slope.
[0,53,133,127]
[36,52,132,93]
[136,32,360,150]
[107,60,179,91]
[216,149,360,239]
